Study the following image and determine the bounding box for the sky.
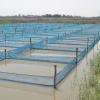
[0,0,100,17]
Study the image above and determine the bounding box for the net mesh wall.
[0,23,100,86]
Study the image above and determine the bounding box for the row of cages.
[0,23,100,87]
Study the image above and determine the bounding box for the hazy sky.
[0,0,100,17]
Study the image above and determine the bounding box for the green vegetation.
[0,16,100,24]
[79,53,100,100]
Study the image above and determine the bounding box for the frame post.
[94,34,96,46]
[97,32,100,40]
[54,65,57,89]
[87,38,89,53]
[97,32,100,50]
[4,49,7,59]
[93,35,95,57]
[5,34,6,46]
[64,33,67,39]
[46,37,48,44]
[58,34,60,40]
[30,37,32,50]
[76,48,78,65]
[15,27,16,33]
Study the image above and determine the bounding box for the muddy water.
[24,49,77,57]
[0,41,99,100]
[0,60,65,76]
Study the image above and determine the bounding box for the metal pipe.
[30,37,32,50]
[4,49,7,59]
[54,65,57,89]
[76,48,78,65]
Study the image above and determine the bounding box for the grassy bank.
[0,17,100,24]
[79,53,100,100]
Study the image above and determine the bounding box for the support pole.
[15,28,16,33]
[22,29,24,38]
[98,32,100,40]
[2,30,3,35]
[5,34,6,46]
[97,32,100,50]
[30,37,32,50]
[45,37,48,44]
[22,30,23,38]
[76,48,78,65]
[65,33,67,39]
[87,38,89,53]
[4,49,7,65]
[4,49,7,59]
[58,34,60,40]
[94,35,96,46]
[97,41,99,50]
[93,46,95,57]
[86,38,89,64]
[93,35,95,57]
[54,65,57,89]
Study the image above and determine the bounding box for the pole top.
[4,49,7,51]
[76,48,78,51]
[54,65,57,67]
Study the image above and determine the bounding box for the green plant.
[79,53,100,100]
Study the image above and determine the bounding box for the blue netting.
[56,58,76,84]
[0,51,5,61]
[0,23,100,86]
